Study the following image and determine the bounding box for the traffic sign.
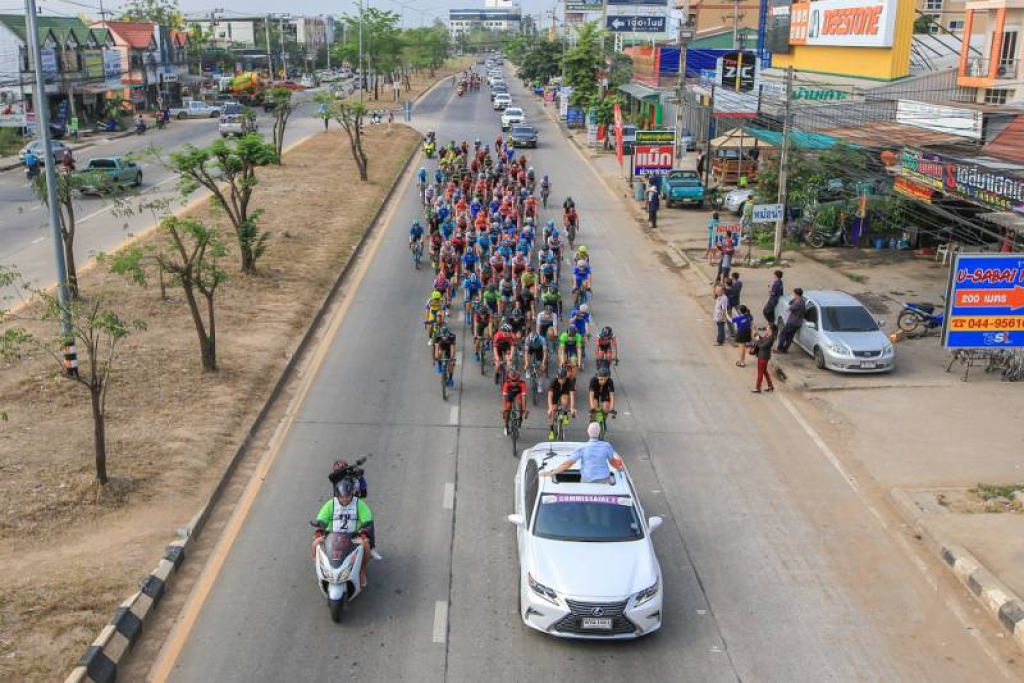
[943,253,1024,348]
[606,15,667,32]
[751,203,784,223]
[635,129,675,144]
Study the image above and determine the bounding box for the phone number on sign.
[949,316,1024,330]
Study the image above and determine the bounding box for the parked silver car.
[774,290,895,373]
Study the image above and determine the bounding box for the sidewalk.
[534,92,1024,648]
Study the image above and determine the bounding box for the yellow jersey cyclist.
[424,290,446,343]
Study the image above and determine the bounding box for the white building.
[448,8,522,37]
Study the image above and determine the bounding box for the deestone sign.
[790,0,897,48]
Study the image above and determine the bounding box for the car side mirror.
[805,322,817,330]
[876,319,886,329]
[648,516,663,532]
[507,514,525,527]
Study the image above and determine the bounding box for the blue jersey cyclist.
[573,258,591,292]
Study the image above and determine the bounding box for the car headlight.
[528,573,559,604]
[827,340,851,356]
[882,343,894,355]
[633,580,659,607]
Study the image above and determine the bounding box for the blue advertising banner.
[607,0,668,5]
[943,253,1024,348]
[606,15,667,32]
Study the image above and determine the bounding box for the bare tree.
[322,97,370,182]
[267,87,297,164]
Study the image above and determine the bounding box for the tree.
[320,95,369,182]
[0,265,144,486]
[562,22,606,107]
[266,87,296,163]
[403,25,450,76]
[32,169,113,300]
[168,135,277,273]
[333,8,402,99]
[110,217,226,372]
[913,15,934,34]
[120,0,183,28]
[517,38,565,84]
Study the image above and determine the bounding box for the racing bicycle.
[411,240,424,269]
[439,352,455,400]
[525,355,543,406]
[548,406,572,441]
[506,405,524,457]
[590,407,617,440]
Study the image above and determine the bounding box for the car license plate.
[860,362,877,369]
[581,617,613,630]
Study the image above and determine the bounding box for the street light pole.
[264,15,274,77]
[674,6,693,166]
[358,0,364,103]
[24,0,72,340]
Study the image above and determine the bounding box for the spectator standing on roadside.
[713,285,729,346]
[726,271,743,316]
[706,212,719,263]
[732,305,754,367]
[776,288,805,353]
[717,236,735,283]
[646,182,660,228]
[764,269,784,323]
[752,325,777,393]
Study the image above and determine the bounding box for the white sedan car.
[509,442,664,639]
[501,107,524,130]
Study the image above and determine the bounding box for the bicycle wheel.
[511,413,520,457]
[568,224,576,248]
[441,366,448,401]
[530,369,538,406]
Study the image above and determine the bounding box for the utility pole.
[773,66,794,259]
[24,0,72,342]
[674,7,693,166]
[732,0,740,48]
[279,17,288,78]
[358,0,364,102]
[264,15,274,77]
[702,84,715,189]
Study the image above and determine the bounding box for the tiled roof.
[983,115,1024,165]
[0,14,89,44]
[94,20,155,49]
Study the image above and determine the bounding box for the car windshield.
[89,159,116,168]
[533,494,644,542]
[512,127,535,136]
[668,171,699,183]
[505,109,522,116]
[822,305,878,332]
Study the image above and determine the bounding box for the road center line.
[442,482,455,510]
[432,600,448,643]
[449,405,459,425]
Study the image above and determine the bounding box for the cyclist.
[541,284,562,319]
[497,272,516,316]
[461,245,479,276]
[547,230,564,268]
[433,270,453,306]
[562,196,576,213]
[524,330,547,378]
[569,304,591,340]
[506,305,528,339]
[542,219,556,244]
[472,301,493,361]
[564,204,579,236]
[462,271,483,308]
[540,175,551,207]
[482,282,500,314]
[501,369,529,435]
[573,258,592,302]
[424,290,446,343]
[546,367,576,437]
[492,323,518,385]
[433,325,457,388]
[596,326,618,368]
[409,220,425,261]
[539,253,557,288]
[536,305,558,339]
[574,244,589,264]
[417,167,428,199]
[589,367,616,420]
[559,327,584,372]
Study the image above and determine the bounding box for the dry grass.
[0,120,420,681]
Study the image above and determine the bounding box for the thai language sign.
[633,144,674,176]
[789,0,897,48]
[943,253,1024,348]
[900,147,1024,214]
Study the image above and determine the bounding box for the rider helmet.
[335,477,356,498]
[556,368,568,379]
[508,369,521,381]
[577,245,589,255]
[576,259,587,268]
[580,303,590,314]
[546,220,554,228]
[431,290,442,300]
[501,323,513,333]
[600,326,613,338]
[597,367,611,378]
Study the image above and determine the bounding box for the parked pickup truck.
[661,169,705,208]
[169,100,222,119]
[219,113,258,137]
[76,156,142,194]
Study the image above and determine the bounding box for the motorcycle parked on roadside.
[806,223,850,248]
[897,300,944,335]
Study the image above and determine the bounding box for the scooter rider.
[314,473,375,588]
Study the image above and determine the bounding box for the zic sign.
[751,203,784,222]
[717,51,758,93]
[634,145,674,176]
[943,253,1024,349]
[606,15,668,32]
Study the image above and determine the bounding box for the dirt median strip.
[890,488,1024,652]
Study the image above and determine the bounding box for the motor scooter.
[311,525,367,623]
[135,119,147,135]
[25,160,40,181]
[806,223,850,248]
[897,300,944,335]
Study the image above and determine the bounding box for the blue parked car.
[661,170,705,208]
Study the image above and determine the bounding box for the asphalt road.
[152,72,1017,682]
[0,93,324,299]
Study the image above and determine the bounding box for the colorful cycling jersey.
[482,289,500,306]
[570,311,590,336]
[537,312,556,336]
[525,335,545,357]
[425,299,444,316]
[462,276,482,296]
[433,275,450,292]
[493,331,516,351]
[559,330,583,350]
[410,224,424,240]
[597,335,615,350]
[573,262,591,283]
[461,251,478,271]
[499,278,516,298]
[436,334,456,355]
[434,169,444,183]
[417,168,427,183]
[502,380,527,401]
[541,290,561,308]
[521,272,536,289]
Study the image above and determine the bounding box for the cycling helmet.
[556,367,568,379]
[412,219,421,227]
[335,478,356,497]
[600,326,613,338]
[576,259,587,268]
[439,325,452,336]
[419,166,426,174]
[508,369,521,381]
[431,291,442,300]
[510,306,523,317]
[597,367,611,378]
[580,303,589,313]
[501,323,513,332]
[546,220,555,228]
[545,304,555,313]
[577,245,588,255]
[487,283,497,292]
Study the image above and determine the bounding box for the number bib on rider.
[332,497,360,533]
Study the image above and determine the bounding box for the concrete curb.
[62,69,449,683]
[890,488,1024,652]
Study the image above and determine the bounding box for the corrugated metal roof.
[745,127,842,150]
[823,122,963,149]
[984,116,1024,164]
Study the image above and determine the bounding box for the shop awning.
[617,81,661,103]
[745,127,846,150]
[977,211,1024,235]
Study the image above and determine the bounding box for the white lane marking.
[432,601,448,643]
[777,394,859,493]
[449,405,459,425]
[31,236,45,245]
[443,482,455,510]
